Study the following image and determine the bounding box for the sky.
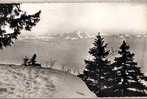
[21,3,147,36]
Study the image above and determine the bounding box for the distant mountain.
[112,33,147,39]
[19,31,147,41]
[50,31,95,40]
[19,31,95,41]
[19,33,55,41]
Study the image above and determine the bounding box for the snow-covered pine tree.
[112,40,147,96]
[78,33,114,97]
[0,4,41,49]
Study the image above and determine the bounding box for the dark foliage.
[23,54,41,67]
[0,4,41,49]
[23,56,29,66]
[78,33,113,97]
[30,53,37,66]
[111,40,147,96]
[78,33,147,97]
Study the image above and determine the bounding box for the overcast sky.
[21,3,147,36]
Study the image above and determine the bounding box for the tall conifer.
[112,40,147,96]
[78,33,113,97]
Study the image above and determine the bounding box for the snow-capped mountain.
[19,34,54,41]
[118,33,146,39]
[50,32,147,40]
[19,31,147,41]
[50,31,95,40]
[19,31,95,41]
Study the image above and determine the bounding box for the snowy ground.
[0,64,96,98]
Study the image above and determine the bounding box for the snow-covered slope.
[0,64,96,98]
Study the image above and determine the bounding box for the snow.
[20,31,96,41]
[0,64,96,98]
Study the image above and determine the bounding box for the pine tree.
[112,40,147,96]
[0,4,41,49]
[78,33,113,97]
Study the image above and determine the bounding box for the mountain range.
[19,31,147,40]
